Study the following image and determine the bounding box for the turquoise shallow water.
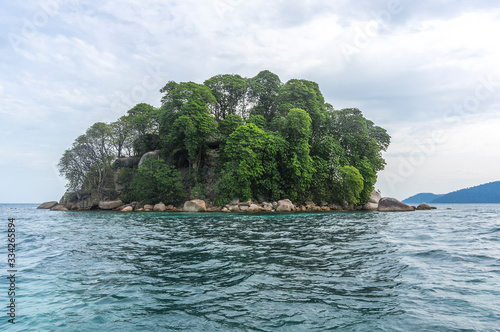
[0,204,499,331]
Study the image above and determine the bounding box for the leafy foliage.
[246,114,267,129]
[126,103,160,156]
[159,82,217,178]
[219,114,243,138]
[58,122,116,198]
[327,108,390,203]
[340,166,364,205]
[215,123,283,205]
[204,74,248,121]
[277,79,327,139]
[281,109,314,202]
[247,70,282,121]
[131,157,185,204]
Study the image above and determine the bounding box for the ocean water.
[0,204,499,331]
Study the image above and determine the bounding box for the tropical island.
[44,70,394,212]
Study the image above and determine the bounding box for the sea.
[0,203,499,331]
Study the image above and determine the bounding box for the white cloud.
[376,114,500,199]
[1,0,500,202]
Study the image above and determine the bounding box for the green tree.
[204,74,248,121]
[247,70,282,121]
[309,137,348,202]
[160,81,215,112]
[131,157,185,204]
[215,123,286,205]
[327,108,390,203]
[367,119,391,152]
[126,103,160,155]
[281,109,314,202]
[277,79,327,139]
[159,82,217,177]
[246,114,267,129]
[110,116,134,158]
[58,122,116,198]
[219,114,243,138]
[340,166,364,205]
[58,136,93,192]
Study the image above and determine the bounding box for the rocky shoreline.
[38,190,436,213]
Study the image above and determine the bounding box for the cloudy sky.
[1,0,499,203]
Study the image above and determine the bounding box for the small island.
[47,71,394,212]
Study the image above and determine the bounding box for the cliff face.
[59,190,100,210]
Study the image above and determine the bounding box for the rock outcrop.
[416,203,436,210]
[38,201,58,209]
[153,202,166,212]
[220,199,354,213]
[247,204,261,212]
[59,191,100,210]
[138,150,161,167]
[378,197,415,212]
[363,202,378,211]
[183,199,207,212]
[121,206,133,212]
[260,202,273,212]
[369,190,382,204]
[98,200,124,210]
[115,155,142,168]
[362,190,382,210]
[165,205,182,212]
[328,203,342,211]
[50,204,68,211]
[276,199,295,212]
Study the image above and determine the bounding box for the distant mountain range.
[403,181,500,204]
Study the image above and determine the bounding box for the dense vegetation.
[58,70,390,206]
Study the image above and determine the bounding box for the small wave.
[7,203,500,331]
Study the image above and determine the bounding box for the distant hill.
[402,193,443,204]
[432,181,500,203]
[403,181,500,204]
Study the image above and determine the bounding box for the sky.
[1,0,500,203]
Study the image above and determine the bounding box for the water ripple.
[1,204,499,331]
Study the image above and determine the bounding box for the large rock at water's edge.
[369,190,382,204]
[50,204,68,211]
[378,197,415,212]
[38,201,58,209]
[183,199,207,212]
[98,200,124,210]
[276,199,294,212]
[121,206,133,212]
[153,202,166,212]
[416,203,435,210]
[138,150,161,167]
[59,191,100,210]
[363,202,378,211]
[247,204,261,212]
